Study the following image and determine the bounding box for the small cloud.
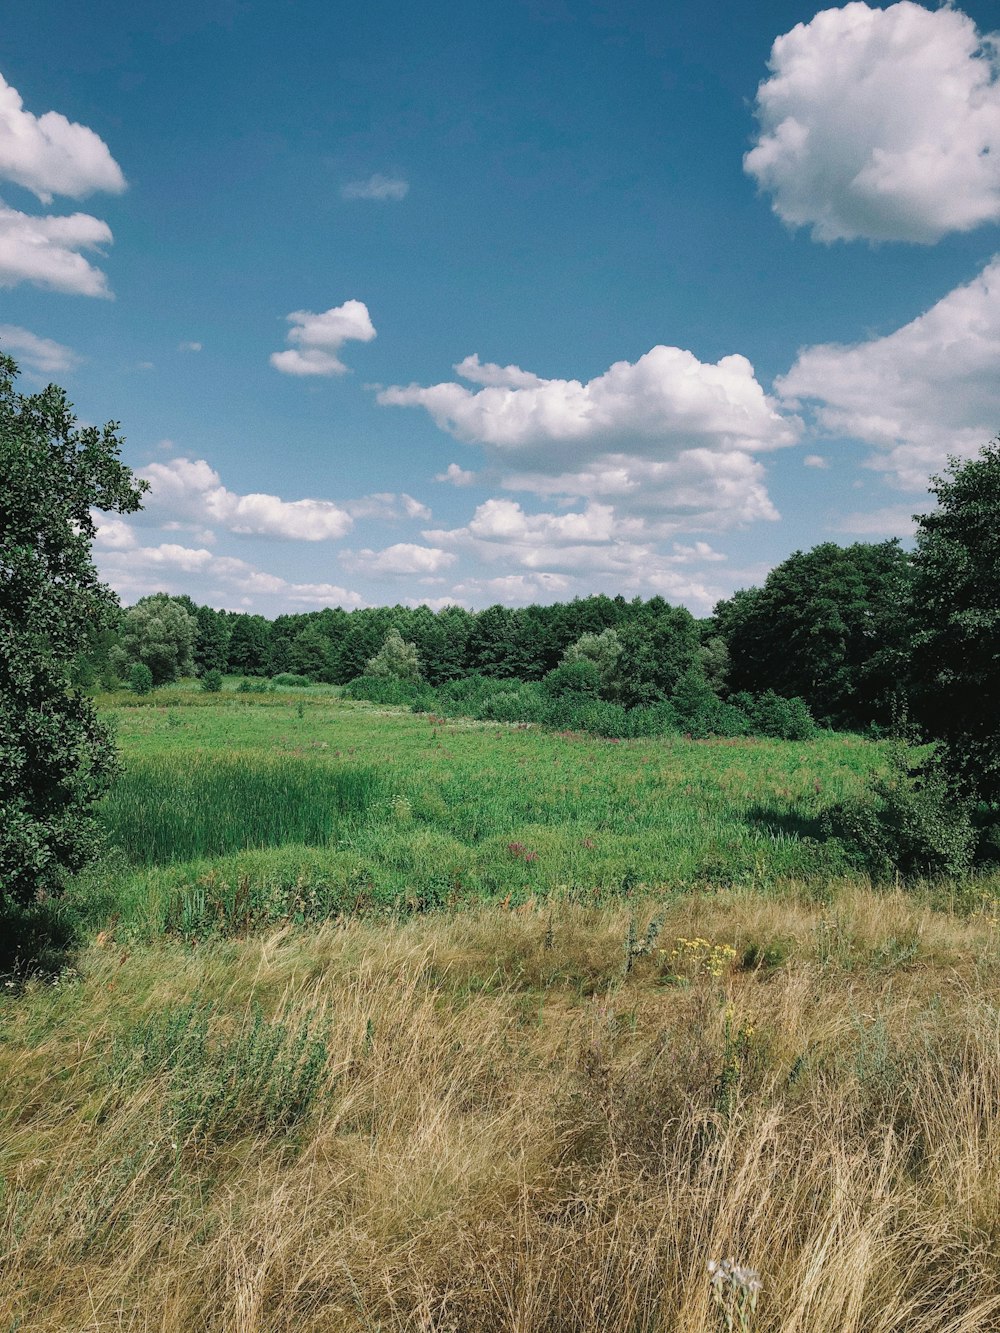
[178,340,202,353]
[341,173,409,201]
[342,543,457,576]
[402,493,432,521]
[435,462,476,487]
[0,324,80,375]
[137,360,154,370]
[270,299,376,377]
[803,454,829,469]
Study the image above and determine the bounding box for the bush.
[201,669,223,693]
[129,663,153,695]
[236,677,273,694]
[737,690,817,741]
[542,658,602,699]
[271,672,312,688]
[345,674,434,708]
[822,743,976,881]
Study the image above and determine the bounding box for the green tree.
[121,594,196,685]
[561,628,624,699]
[910,441,1000,801]
[715,541,913,728]
[193,604,231,674]
[0,355,146,907]
[365,628,422,681]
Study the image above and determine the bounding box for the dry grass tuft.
[3,886,1000,1330]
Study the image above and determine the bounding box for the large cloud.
[139,457,355,541]
[746,2,1000,244]
[270,300,376,377]
[0,202,113,295]
[0,73,125,203]
[379,344,797,531]
[778,256,1000,488]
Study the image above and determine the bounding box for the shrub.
[542,658,603,699]
[236,677,273,694]
[738,690,817,741]
[128,662,154,695]
[822,743,976,880]
[345,674,434,708]
[110,1000,329,1140]
[200,669,223,693]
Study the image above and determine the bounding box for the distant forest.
[88,538,918,738]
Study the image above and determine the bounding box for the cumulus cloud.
[379,343,798,532]
[139,457,355,541]
[803,454,829,469]
[342,543,457,576]
[778,255,1000,489]
[96,538,365,610]
[746,2,1000,243]
[270,300,376,376]
[341,173,409,201]
[0,202,113,295]
[0,73,125,203]
[436,462,477,486]
[402,493,432,520]
[0,324,79,374]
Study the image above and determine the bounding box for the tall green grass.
[101,755,384,865]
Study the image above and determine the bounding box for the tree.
[715,541,913,728]
[561,628,624,699]
[910,441,1000,802]
[365,628,422,681]
[121,594,197,685]
[0,355,145,907]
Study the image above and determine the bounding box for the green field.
[84,683,880,939]
[7,684,1000,1331]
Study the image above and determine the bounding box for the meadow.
[3,683,1000,1331]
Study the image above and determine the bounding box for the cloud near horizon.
[746,2,1000,244]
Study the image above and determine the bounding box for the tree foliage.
[0,355,145,906]
[365,628,422,681]
[910,441,1000,802]
[121,594,196,685]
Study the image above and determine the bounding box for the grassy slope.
[4,685,1000,1330]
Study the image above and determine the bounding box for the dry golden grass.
[4,884,1000,1331]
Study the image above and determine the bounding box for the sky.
[2,0,1000,616]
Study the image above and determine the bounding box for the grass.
[76,685,880,941]
[5,682,1000,1329]
[4,887,1000,1330]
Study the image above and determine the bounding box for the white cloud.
[436,462,477,486]
[0,201,113,295]
[379,343,797,533]
[96,537,364,610]
[342,543,457,575]
[91,515,138,550]
[0,324,79,374]
[341,173,409,201]
[746,2,1000,244]
[178,340,202,353]
[402,493,432,520]
[139,457,355,541]
[450,572,574,606]
[452,353,547,389]
[778,255,1000,489]
[803,454,829,469]
[270,300,376,376]
[832,503,928,537]
[0,73,125,204]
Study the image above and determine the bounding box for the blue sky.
[3,0,999,614]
